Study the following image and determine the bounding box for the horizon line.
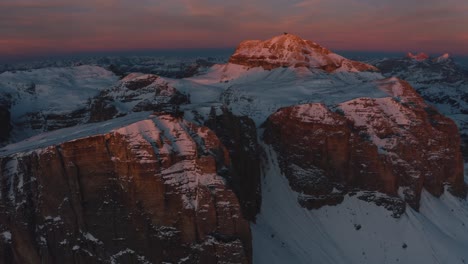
[2,47,468,64]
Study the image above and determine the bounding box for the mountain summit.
[406,52,430,61]
[435,53,451,63]
[228,33,378,72]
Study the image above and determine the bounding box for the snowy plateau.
[0,34,468,264]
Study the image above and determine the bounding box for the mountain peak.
[435,53,451,63]
[405,52,454,64]
[267,33,312,46]
[406,52,429,61]
[228,34,378,72]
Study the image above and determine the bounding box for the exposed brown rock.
[264,79,464,211]
[264,103,395,209]
[406,52,430,61]
[228,34,378,72]
[0,114,251,263]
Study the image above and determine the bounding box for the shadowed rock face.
[0,106,10,144]
[264,78,465,211]
[205,107,262,222]
[0,114,251,264]
[229,34,378,72]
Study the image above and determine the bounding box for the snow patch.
[2,231,12,242]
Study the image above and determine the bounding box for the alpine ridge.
[371,52,468,156]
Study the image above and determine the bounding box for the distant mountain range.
[0,52,231,78]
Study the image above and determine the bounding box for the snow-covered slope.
[0,112,150,157]
[172,65,386,124]
[0,65,119,142]
[252,145,468,264]
[0,113,251,263]
[0,65,116,115]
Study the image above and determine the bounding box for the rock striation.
[0,114,251,264]
[264,78,465,211]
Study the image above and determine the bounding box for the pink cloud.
[1,0,468,58]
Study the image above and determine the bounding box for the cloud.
[0,0,467,57]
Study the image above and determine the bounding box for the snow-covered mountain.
[0,67,191,145]
[371,53,468,155]
[1,53,230,78]
[229,33,378,72]
[1,34,468,264]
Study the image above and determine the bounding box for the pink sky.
[1,0,467,59]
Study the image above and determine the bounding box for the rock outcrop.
[229,33,378,72]
[89,73,189,122]
[371,54,468,158]
[0,66,118,143]
[205,107,262,222]
[0,114,251,263]
[406,52,430,61]
[22,108,89,132]
[264,78,465,211]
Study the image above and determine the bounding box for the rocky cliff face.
[205,107,262,222]
[229,34,378,72]
[0,106,11,144]
[0,114,251,264]
[264,78,465,211]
